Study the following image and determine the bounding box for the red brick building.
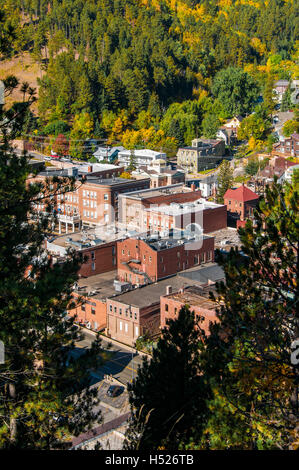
[160,285,218,335]
[67,270,117,331]
[272,133,299,158]
[119,185,227,234]
[29,170,150,233]
[224,184,259,222]
[117,234,215,286]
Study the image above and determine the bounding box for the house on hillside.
[272,133,299,158]
[224,184,259,228]
[93,146,125,163]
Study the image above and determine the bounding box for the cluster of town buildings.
[28,152,270,347]
[24,102,298,348]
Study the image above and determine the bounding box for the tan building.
[177,138,226,172]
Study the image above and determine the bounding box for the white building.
[117,149,167,168]
[278,164,299,184]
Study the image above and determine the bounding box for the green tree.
[0,81,103,449]
[281,84,292,112]
[212,67,259,117]
[282,119,299,137]
[201,179,299,449]
[124,306,209,450]
[216,160,234,203]
[202,113,221,139]
[245,157,259,176]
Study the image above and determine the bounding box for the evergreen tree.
[0,81,103,449]
[216,160,234,203]
[200,179,299,449]
[124,306,209,450]
[202,113,221,139]
[281,84,292,112]
[168,118,184,146]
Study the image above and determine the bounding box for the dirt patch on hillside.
[0,52,43,113]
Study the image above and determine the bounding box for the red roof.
[224,184,259,203]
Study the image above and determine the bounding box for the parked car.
[106,385,123,398]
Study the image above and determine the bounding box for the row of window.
[83,190,98,199]
[83,210,98,219]
[109,304,137,320]
[83,199,97,208]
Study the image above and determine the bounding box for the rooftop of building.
[163,285,218,310]
[146,198,224,216]
[83,176,148,186]
[224,184,259,202]
[119,183,188,200]
[93,146,125,156]
[178,262,225,285]
[47,225,130,252]
[108,273,213,308]
[208,228,241,249]
[74,270,118,301]
[118,148,166,157]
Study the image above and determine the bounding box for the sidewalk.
[80,326,152,359]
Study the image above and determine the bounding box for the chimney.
[166,285,172,295]
[87,165,92,173]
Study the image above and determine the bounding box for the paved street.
[74,331,146,386]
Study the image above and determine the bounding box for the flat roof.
[119,183,188,200]
[47,225,128,251]
[75,270,117,301]
[109,275,203,308]
[165,286,217,310]
[147,199,224,216]
[109,263,222,308]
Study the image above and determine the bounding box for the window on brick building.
[82,304,85,312]
[91,308,95,315]
[119,308,122,315]
[104,194,108,200]
[109,305,112,312]
[92,262,95,271]
[194,255,199,265]
[175,308,177,315]
[119,321,123,331]
[114,306,117,313]
[165,304,169,312]
[91,252,95,260]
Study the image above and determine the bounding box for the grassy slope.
[0,52,43,112]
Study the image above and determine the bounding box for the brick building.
[177,138,226,172]
[46,226,127,277]
[119,184,226,234]
[106,265,222,346]
[145,200,227,235]
[272,133,299,158]
[117,232,215,286]
[68,270,117,331]
[224,184,259,223]
[132,160,185,188]
[29,169,150,233]
[160,285,218,335]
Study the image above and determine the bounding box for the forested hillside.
[0,0,298,156]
